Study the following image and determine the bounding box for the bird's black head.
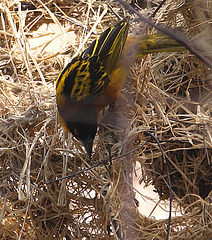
[64,106,98,159]
[69,121,97,159]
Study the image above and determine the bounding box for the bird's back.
[56,17,130,112]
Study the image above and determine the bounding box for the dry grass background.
[0,0,211,239]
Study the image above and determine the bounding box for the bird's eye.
[74,129,78,136]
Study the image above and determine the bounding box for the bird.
[56,17,185,158]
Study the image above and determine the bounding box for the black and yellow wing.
[56,17,129,105]
[82,16,129,75]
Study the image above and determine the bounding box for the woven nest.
[0,0,211,239]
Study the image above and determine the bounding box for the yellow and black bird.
[56,17,184,158]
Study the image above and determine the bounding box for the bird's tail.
[123,29,186,61]
[136,31,186,57]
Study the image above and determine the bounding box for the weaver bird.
[56,17,185,158]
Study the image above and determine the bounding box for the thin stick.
[203,124,211,165]
[151,0,167,18]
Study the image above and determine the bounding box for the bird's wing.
[82,17,129,76]
[56,17,129,104]
[56,55,109,103]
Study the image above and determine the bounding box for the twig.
[54,13,92,32]
[203,124,211,165]
[169,117,207,126]
[151,0,167,18]
[106,2,122,20]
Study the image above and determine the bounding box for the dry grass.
[0,0,211,239]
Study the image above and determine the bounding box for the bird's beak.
[82,137,93,159]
